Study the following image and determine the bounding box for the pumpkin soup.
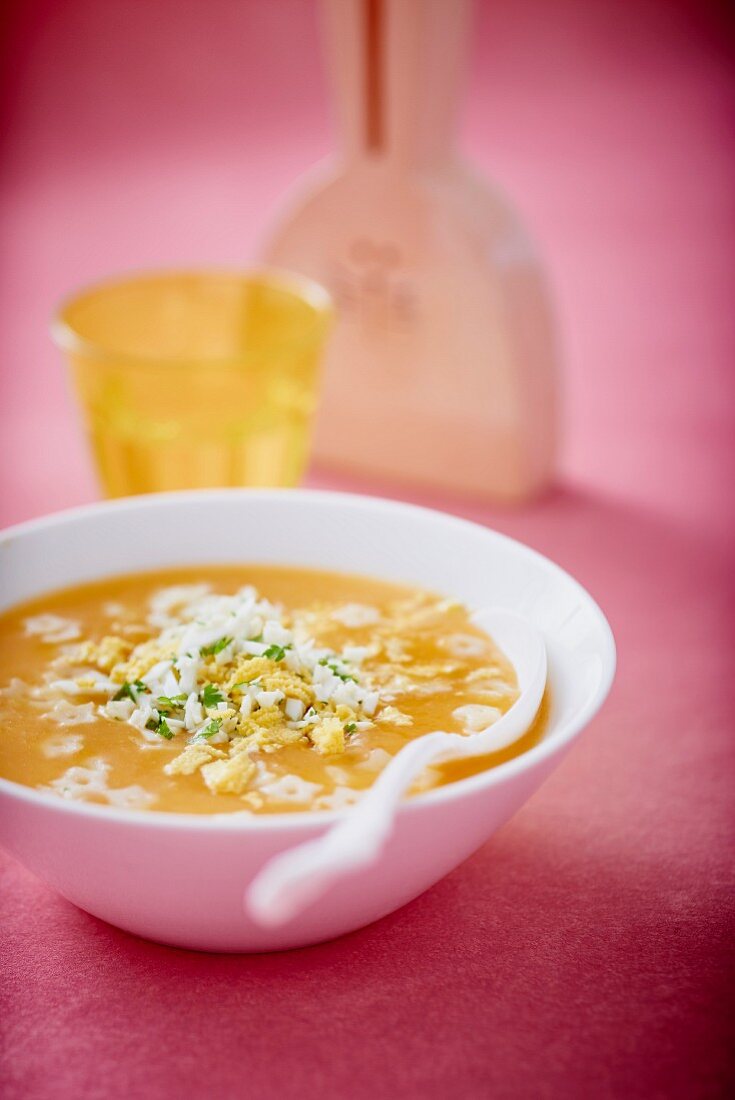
[0,566,544,813]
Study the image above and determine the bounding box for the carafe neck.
[321,0,471,170]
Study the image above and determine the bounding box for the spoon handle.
[247,712,540,926]
[245,731,462,926]
[246,613,546,927]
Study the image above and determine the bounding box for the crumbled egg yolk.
[35,585,392,800]
[6,582,523,812]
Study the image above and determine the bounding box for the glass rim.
[50,265,334,370]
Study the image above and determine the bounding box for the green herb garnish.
[201,683,224,708]
[318,657,357,683]
[145,715,174,740]
[231,679,260,693]
[156,693,188,712]
[200,636,233,657]
[113,680,149,702]
[344,722,357,734]
[263,643,290,662]
[201,718,222,739]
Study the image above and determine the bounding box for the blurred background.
[1,0,733,531]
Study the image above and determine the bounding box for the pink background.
[1,1,733,1097]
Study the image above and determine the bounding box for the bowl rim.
[0,488,617,832]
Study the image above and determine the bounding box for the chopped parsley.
[156,693,188,711]
[318,657,357,683]
[113,680,149,702]
[344,722,357,734]
[231,678,260,692]
[201,683,224,708]
[263,643,290,662]
[199,636,233,657]
[201,718,222,739]
[145,715,174,740]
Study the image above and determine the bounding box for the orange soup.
[0,566,545,814]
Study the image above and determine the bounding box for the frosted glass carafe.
[261,0,558,500]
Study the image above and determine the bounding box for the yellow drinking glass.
[52,269,333,497]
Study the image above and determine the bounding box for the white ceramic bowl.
[0,490,615,952]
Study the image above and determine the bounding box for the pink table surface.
[1,1,733,1097]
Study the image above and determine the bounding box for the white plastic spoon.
[246,609,546,927]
